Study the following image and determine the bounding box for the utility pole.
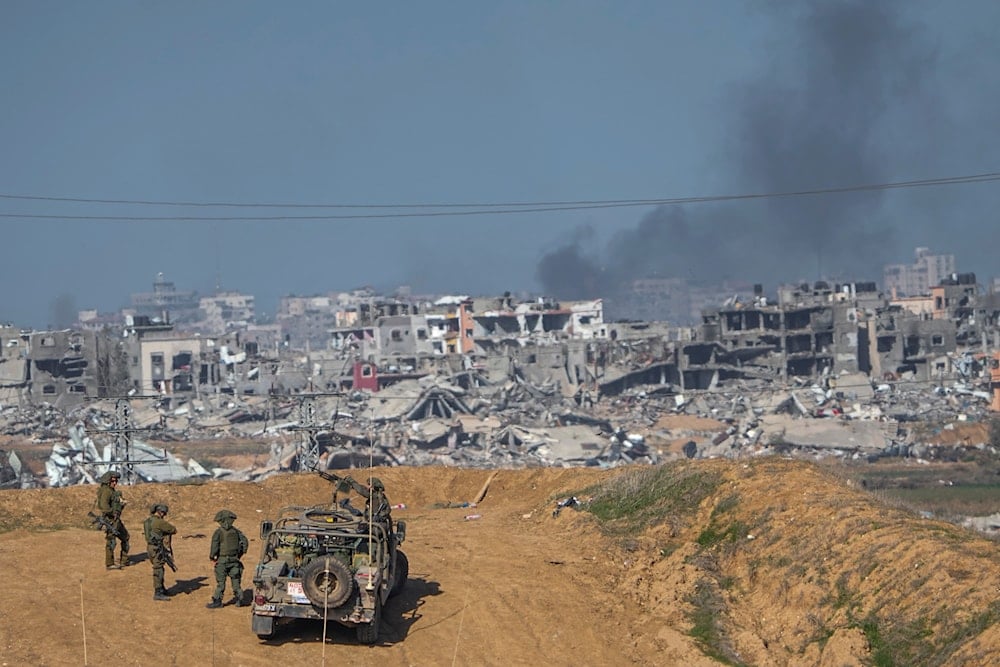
[297,396,320,471]
[114,399,134,484]
[87,395,167,485]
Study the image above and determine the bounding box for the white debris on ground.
[0,366,993,492]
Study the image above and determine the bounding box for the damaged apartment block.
[27,330,99,408]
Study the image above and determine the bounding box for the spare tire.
[300,556,354,609]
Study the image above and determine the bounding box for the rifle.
[150,536,178,572]
[311,466,356,494]
[88,511,125,540]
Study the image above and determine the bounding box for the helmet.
[369,477,384,491]
[149,504,159,514]
[99,471,121,484]
[214,509,237,522]
[155,504,169,514]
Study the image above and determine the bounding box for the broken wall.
[27,329,98,408]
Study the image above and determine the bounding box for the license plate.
[286,581,309,603]
[256,604,276,612]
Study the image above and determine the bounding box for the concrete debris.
[0,350,994,490]
[46,424,205,487]
[0,449,29,489]
[962,514,1000,535]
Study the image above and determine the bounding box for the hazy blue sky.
[2,1,999,328]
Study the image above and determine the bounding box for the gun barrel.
[312,466,342,482]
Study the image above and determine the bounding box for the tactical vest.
[218,527,247,557]
[143,516,155,544]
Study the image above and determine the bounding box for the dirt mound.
[1,460,998,665]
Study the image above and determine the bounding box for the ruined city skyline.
[3,2,999,329]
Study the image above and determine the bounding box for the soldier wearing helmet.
[367,477,391,519]
[207,509,249,608]
[348,476,391,521]
[144,504,176,601]
[95,470,130,570]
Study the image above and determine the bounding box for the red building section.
[353,361,379,392]
[351,360,429,392]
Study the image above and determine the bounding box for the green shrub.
[583,463,721,534]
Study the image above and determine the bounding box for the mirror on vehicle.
[396,520,406,543]
[260,520,273,539]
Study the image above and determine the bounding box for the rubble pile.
[1,369,997,489]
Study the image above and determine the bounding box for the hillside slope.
[1,460,998,666]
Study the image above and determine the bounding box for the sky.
[2,1,999,328]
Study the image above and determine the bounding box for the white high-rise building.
[883,247,955,297]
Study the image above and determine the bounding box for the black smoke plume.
[537,1,936,308]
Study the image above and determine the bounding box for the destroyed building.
[13,266,1000,416]
[8,274,1000,494]
[0,325,28,404]
[196,290,257,335]
[26,329,100,408]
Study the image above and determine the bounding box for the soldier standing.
[207,509,249,608]
[351,476,391,522]
[95,470,130,570]
[145,504,176,601]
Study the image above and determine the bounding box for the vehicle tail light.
[254,582,271,606]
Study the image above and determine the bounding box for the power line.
[0,171,998,222]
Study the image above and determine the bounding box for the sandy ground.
[2,459,1000,666]
[0,467,713,666]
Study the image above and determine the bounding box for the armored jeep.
[249,500,408,644]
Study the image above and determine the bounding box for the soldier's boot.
[206,598,223,609]
[235,592,249,607]
[231,590,247,607]
[157,587,173,597]
[153,592,170,601]
[106,563,121,571]
[118,555,129,568]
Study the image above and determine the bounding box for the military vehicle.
[249,473,408,644]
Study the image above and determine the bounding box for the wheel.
[389,550,409,597]
[356,594,381,645]
[252,614,275,639]
[300,556,354,609]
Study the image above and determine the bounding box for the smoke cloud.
[49,294,77,330]
[537,1,937,308]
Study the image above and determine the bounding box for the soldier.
[95,470,130,570]
[145,504,177,601]
[366,477,391,521]
[207,509,249,608]
[347,476,391,522]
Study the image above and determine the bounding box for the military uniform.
[145,504,176,601]
[95,471,130,569]
[350,476,391,522]
[207,509,249,608]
